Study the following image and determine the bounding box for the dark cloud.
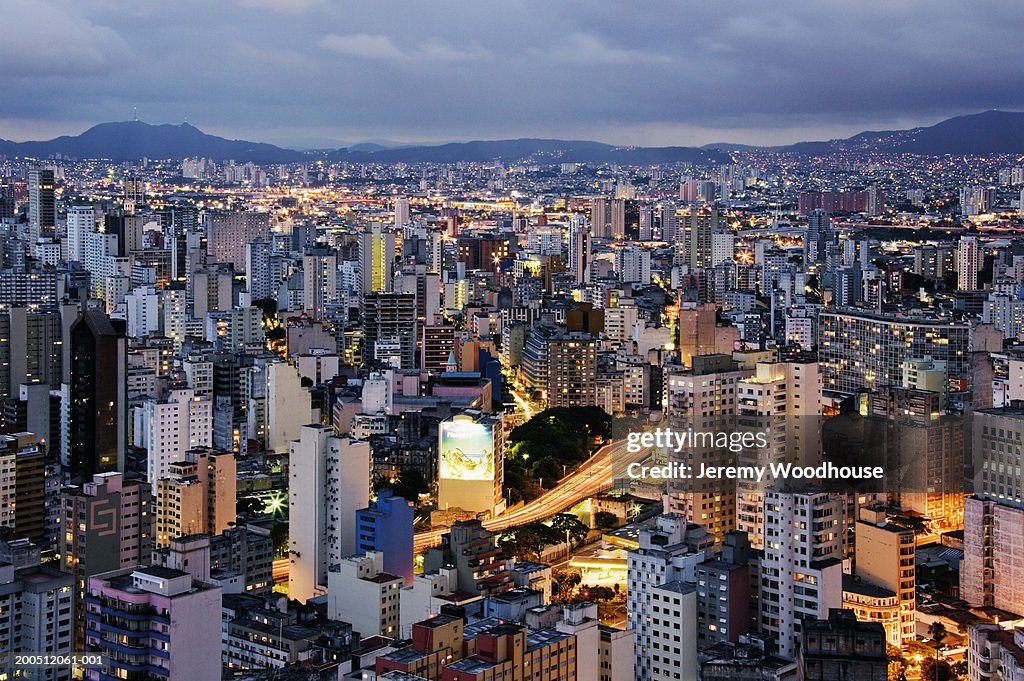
[2,0,1023,146]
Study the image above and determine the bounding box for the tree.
[252,298,279,320]
[887,646,908,681]
[497,525,549,561]
[550,514,589,547]
[594,511,620,530]
[390,469,429,502]
[551,569,582,602]
[532,456,564,487]
[237,496,265,517]
[269,522,288,558]
[919,657,954,681]
[928,621,948,644]
[579,585,616,602]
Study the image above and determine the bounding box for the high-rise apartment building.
[695,531,752,649]
[59,472,153,649]
[83,566,221,680]
[207,210,270,270]
[423,519,514,598]
[0,306,69,401]
[958,235,980,291]
[866,387,965,529]
[0,541,74,681]
[759,491,844,660]
[361,224,397,294]
[66,204,95,263]
[362,292,418,369]
[736,361,821,550]
[546,334,598,408]
[817,310,971,395]
[663,355,753,542]
[962,406,1024,616]
[154,448,236,547]
[303,246,338,319]
[0,433,47,544]
[394,195,410,228]
[627,516,713,681]
[683,208,719,271]
[356,489,415,587]
[288,425,370,601]
[855,506,916,647]
[136,388,214,486]
[568,215,592,285]
[326,550,403,638]
[68,310,127,478]
[27,167,55,244]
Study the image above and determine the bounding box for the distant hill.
[0,121,310,163]
[775,110,1024,155]
[330,138,728,165]
[0,121,727,165]
[3,111,1023,162]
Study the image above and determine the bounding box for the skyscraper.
[362,292,417,369]
[958,235,979,291]
[360,224,396,294]
[207,210,270,270]
[568,215,592,285]
[683,208,719,270]
[661,202,679,242]
[288,425,370,601]
[27,167,55,244]
[394,195,410,228]
[962,406,1024,615]
[759,491,844,660]
[591,198,611,239]
[68,310,127,478]
[0,306,68,401]
[303,246,339,319]
[545,335,598,408]
[804,209,834,268]
[736,360,822,549]
[136,388,213,486]
[66,205,95,263]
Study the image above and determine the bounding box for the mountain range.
[1,110,1023,164]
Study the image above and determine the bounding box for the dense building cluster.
[0,145,1023,681]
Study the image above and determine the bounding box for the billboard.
[439,416,494,481]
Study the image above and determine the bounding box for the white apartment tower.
[136,388,213,487]
[736,361,822,550]
[627,515,713,681]
[958,235,980,292]
[288,425,370,602]
[759,490,845,660]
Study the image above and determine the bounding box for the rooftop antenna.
[132,107,138,122]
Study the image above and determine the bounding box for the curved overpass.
[413,440,638,553]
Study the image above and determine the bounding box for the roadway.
[413,439,640,553]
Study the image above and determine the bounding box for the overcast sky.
[2,0,1023,148]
